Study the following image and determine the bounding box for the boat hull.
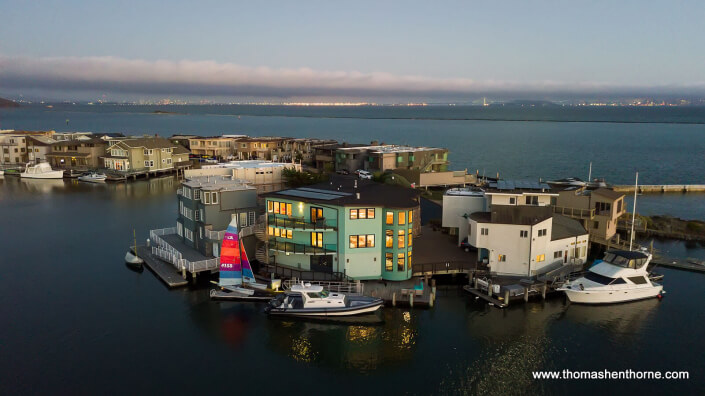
[78,176,107,183]
[266,299,384,317]
[210,289,273,301]
[21,171,64,179]
[125,251,144,265]
[561,284,663,304]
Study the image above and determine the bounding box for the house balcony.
[204,225,255,241]
[553,206,595,219]
[267,213,337,231]
[268,240,337,255]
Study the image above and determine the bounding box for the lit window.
[408,210,413,223]
[267,201,273,212]
[273,202,280,214]
[408,251,412,269]
[498,254,506,262]
[268,226,274,236]
[386,230,393,248]
[311,232,323,248]
[349,235,358,249]
[350,209,358,220]
[398,211,406,225]
[366,234,375,248]
[367,208,375,219]
[397,253,405,271]
[537,254,545,262]
[386,211,394,225]
[385,253,393,271]
[358,209,367,219]
[398,230,405,248]
[286,203,292,216]
[358,235,366,248]
[408,229,412,246]
[286,229,293,239]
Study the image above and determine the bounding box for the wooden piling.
[392,292,396,307]
[504,289,510,306]
[541,283,547,300]
[409,293,414,308]
[524,287,529,302]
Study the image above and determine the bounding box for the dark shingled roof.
[592,188,624,200]
[551,215,588,240]
[54,138,106,146]
[118,137,178,149]
[470,206,553,225]
[263,176,420,208]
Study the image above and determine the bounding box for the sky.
[1,0,704,102]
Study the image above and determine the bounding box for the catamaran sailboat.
[210,217,280,301]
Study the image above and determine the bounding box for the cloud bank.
[1,54,703,99]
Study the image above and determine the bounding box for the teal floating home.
[262,178,421,281]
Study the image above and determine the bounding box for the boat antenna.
[629,172,638,251]
[133,228,138,255]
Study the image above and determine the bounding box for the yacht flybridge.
[558,250,664,304]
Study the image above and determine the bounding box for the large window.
[269,201,292,216]
[520,230,528,238]
[349,234,375,248]
[349,208,375,220]
[398,211,406,225]
[408,251,412,270]
[386,211,394,225]
[397,253,405,271]
[386,230,393,248]
[526,196,539,205]
[408,229,413,246]
[385,253,393,271]
[408,210,413,224]
[311,232,323,248]
[203,192,219,205]
[398,230,405,248]
[311,207,323,222]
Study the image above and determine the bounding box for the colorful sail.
[219,217,242,286]
[240,234,256,285]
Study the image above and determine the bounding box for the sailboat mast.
[629,172,638,251]
[588,162,592,183]
[133,228,137,252]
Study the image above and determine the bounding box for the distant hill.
[0,98,19,108]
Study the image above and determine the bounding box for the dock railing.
[282,279,362,295]
[205,224,255,241]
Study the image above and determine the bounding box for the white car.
[357,170,372,179]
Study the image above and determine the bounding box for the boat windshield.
[585,272,626,285]
[305,290,329,298]
[602,253,645,269]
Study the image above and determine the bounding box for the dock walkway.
[612,184,705,193]
[135,245,188,288]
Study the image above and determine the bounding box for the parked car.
[356,169,372,180]
[460,238,476,252]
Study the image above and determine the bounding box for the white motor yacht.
[265,283,383,317]
[78,172,107,182]
[20,162,64,179]
[558,250,664,304]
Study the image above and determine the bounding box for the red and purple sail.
[218,217,255,286]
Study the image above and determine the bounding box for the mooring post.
[409,293,414,308]
[392,292,396,307]
[192,272,197,284]
[474,275,478,289]
[487,280,492,297]
[542,283,547,299]
[431,278,436,296]
[429,292,434,308]
[182,267,187,280]
[504,289,510,306]
[524,287,529,302]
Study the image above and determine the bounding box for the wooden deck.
[651,257,705,273]
[135,245,188,288]
[364,278,436,308]
[612,184,705,193]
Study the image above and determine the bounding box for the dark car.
[460,238,476,252]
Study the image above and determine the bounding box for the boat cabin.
[602,250,649,269]
[280,283,347,308]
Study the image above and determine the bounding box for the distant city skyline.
[1,1,704,102]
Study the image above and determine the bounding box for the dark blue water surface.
[1,106,704,394]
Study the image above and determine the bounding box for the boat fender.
[579,284,584,291]
[657,294,663,300]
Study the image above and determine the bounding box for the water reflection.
[265,308,417,372]
[560,298,660,336]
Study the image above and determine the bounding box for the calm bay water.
[1,106,705,394]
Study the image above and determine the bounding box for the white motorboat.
[558,250,664,304]
[78,172,107,183]
[20,162,64,179]
[265,283,384,317]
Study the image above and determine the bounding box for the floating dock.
[612,184,705,193]
[135,245,188,288]
[651,257,705,273]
